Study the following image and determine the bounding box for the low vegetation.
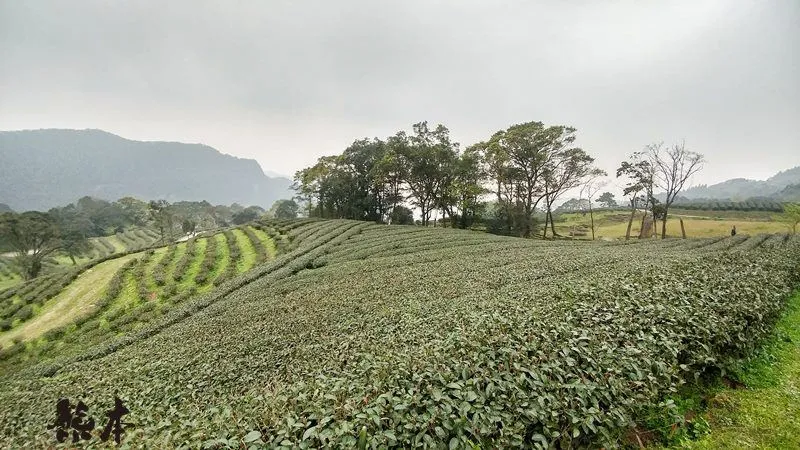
[0,223,278,351]
[0,219,796,448]
[680,291,800,449]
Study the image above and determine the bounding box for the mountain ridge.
[677,166,800,201]
[0,129,292,211]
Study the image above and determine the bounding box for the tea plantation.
[0,227,163,293]
[0,220,797,448]
[0,223,283,349]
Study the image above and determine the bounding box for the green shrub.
[194,236,219,285]
[173,238,197,282]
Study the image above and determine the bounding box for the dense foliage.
[294,121,603,237]
[0,220,796,448]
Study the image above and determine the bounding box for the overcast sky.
[1,0,798,187]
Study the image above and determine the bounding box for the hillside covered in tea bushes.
[0,220,798,448]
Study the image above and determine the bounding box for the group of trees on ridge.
[0,196,299,280]
[293,120,708,240]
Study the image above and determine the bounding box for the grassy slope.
[205,232,229,290]
[179,237,207,292]
[0,276,20,291]
[106,235,128,253]
[681,292,800,449]
[142,247,167,301]
[0,253,140,346]
[249,225,277,258]
[233,228,257,272]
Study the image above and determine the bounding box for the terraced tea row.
[0,227,162,294]
[0,224,283,355]
[0,221,796,448]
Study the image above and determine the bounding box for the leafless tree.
[648,141,704,239]
[580,177,608,240]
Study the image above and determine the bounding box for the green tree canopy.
[269,199,300,220]
[0,211,61,279]
[597,192,617,208]
[782,203,800,234]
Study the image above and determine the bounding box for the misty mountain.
[0,129,292,211]
[678,166,800,201]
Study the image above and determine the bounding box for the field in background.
[556,209,790,239]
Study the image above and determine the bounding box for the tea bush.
[172,237,197,282]
[0,221,795,448]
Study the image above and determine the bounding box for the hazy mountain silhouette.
[0,129,292,211]
[678,166,800,201]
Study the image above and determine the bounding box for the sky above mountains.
[1,0,798,188]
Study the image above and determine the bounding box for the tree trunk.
[638,200,649,239]
[541,196,557,239]
[589,203,595,240]
[661,217,667,239]
[542,202,550,239]
[625,207,635,240]
[680,218,686,239]
[652,214,658,238]
[69,254,76,265]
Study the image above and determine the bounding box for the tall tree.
[269,199,300,220]
[616,153,655,240]
[402,122,458,226]
[445,145,488,229]
[486,122,555,237]
[648,142,704,239]
[542,149,604,239]
[293,155,340,218]
[149,200,175,243]
[597,192,617,209]
[580,177,608,240]
[373,136,408,222]
[50,205,92,264]
[0,211,61,279]
[116,197,150,227]
[782,203,800,234]
[484,139,520,235]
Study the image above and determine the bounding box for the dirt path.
[0,253,140,346]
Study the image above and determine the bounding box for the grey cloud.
[1,0,798,182]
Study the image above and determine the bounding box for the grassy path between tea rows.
[0,254,140,347]
[678,291,800,449]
